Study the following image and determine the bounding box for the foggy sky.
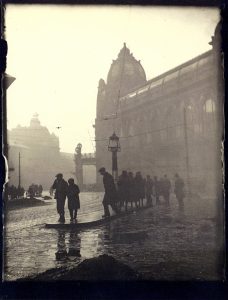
[6,5,219,153]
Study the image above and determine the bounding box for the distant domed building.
[106,43,146,94]
[97,43,147,118]
[8,114,75,190]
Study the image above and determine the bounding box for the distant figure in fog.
[134,172,144,207]
[162,175,171,206]
[153,176,160,205]
[98,167,119,218]
[52,173,68,223]
[145,175,153,207]
[128,172,135,209]
[67,178,80,222]
[117,170,129,211]
[174,173,185,210]
[28,184,35,199]
[38,185,43,197]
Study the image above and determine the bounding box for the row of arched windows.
[119,94,217,146]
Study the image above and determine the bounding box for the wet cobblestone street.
[4,192,224,281]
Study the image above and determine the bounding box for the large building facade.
[95,25,222,195]
[8,114,75,190]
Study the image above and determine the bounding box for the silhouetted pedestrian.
[52,173,68,223]
[153,176,160,205]
[117,170,129,211]
[174,173,185,210]
[134,172,144,207]
[98,167,119,217]
[145,175,153,207]
[128,172,135,209]
[162,174,171,206]
[38,185,43,197]
[28,184,35,199]
[67,178,80,222]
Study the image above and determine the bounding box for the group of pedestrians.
[27,184,43,198]
[8,185,25,200]
[51,169,185,223]
[98,167,185,218]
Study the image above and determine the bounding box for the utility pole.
[183,107,190,194]
[18,152,21,189]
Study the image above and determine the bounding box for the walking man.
[162,174,171,206]
[153,176,160,205]
[52,173,68,223]
[145,175,153,207]
[117,170,129,211]
[128,172,135,209]
[174,173,185,210]
[98,167,119,217]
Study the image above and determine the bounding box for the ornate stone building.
[8,114,75,190]
[95,25,222,195]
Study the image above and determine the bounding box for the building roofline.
[147,49,213,84]
[120,49,213,98]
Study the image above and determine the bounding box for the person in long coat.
[98,167,119,217]
[128,172,135,209]
[145,175,153,207]
[174,173,185,210]
[117,170,129,211]
[153,176,160,205]
[67,178,80,222]
[134,172,144,207]
[162,174,171,206]
[52,173,68,223]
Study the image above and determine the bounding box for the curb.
[45,206,150,230]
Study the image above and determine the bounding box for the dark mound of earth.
[20,255,141,281]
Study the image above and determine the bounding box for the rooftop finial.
[33,112,39,118]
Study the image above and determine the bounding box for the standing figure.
[38,184,43,197]
[98,167,119,217]
[145,175,153,207]
[162,174,171,206]
[153,176,160,205]
[117,170,129,211]
[134,172,144,207]
[67,178,80,222]
[28,184,35,199]
[52,173,68,223]
[128,172,135,209]
[141,176,146,207]
[174,173,185,210]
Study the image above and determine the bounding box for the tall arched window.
[202,98,216,135]
[203,99,216,113]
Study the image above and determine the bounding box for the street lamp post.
[108,132,121,182]
[183,107,190,194]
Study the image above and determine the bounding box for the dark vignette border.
[0,0,227,299]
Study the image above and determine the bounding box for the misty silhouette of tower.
[96,43,147,119]
[95,43,147,187]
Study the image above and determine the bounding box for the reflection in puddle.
[55,230,81,261]
[80,228,103,258]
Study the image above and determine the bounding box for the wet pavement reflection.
[55,230,81,261]
[4,192,223,281]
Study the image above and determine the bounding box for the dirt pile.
[21,255,141,281]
